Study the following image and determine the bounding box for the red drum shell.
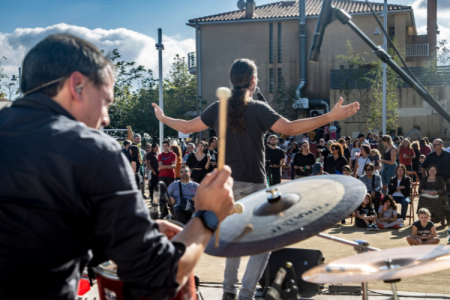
[94,262,196,300]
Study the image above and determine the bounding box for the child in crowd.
[355,194,379,230]
[406,208,440,245]
[377,195,404,229]
[418,154,426,181]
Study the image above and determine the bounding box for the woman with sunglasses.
[354,145,371,178]
[359,163,383,213]
[293,142,316,178]
[324,143,348,174]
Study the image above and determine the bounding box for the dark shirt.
[412,148,421,171]
[292,152,316,176]
[201,100,281,183]
[122,148,132,162]
[324,156,348,174]
[356,204,376,217]
[204,148,218,172]
[0,93,185,300]
[266,147,286,169]
[186,152,209,183]
[147,151,159,176]
[413,220,434,236]
[421,151,450,181]
[388,176,412,197]
[321,149,331,169]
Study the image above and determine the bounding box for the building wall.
[330,86,450,140]
[197,11,415,108]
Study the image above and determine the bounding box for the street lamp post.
[155,29,165,145]
[8,83,15,101]
[10,67,22,98]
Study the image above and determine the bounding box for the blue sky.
[1,0,449,99]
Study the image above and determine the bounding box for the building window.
[270,68,274,93]
[269,23,273,63]
[278,68,282,89]
[278,22,282,63]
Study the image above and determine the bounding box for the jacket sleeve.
[374,175,382,192]
[388,177,396,195]
[402,177,411,197]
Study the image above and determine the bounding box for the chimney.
[427,0,437,56]
[245,0,255,19]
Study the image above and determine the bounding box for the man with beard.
[168,165,199,224]
[266,134,285,185]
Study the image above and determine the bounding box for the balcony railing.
[406,43,429,57]
[188,52,196,75]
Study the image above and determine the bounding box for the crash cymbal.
[302,245,450,284]
[205,175,366,257]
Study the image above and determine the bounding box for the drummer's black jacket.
[0,93,185,300]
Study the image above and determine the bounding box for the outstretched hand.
[330,97,360,121]
[152,103,165,121]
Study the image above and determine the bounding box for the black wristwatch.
[192,210,219,233]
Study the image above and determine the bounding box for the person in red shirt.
[158,140,177,217]
[399,139,415,171]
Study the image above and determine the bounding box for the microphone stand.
[314,5,450,124]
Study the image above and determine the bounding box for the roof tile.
[188,0,411,24]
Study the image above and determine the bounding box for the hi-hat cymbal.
[205,175,367,257]
[302,245,450,284]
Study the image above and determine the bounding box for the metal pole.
[382,0,387,135]
[157,29,165,145]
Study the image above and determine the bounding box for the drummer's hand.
[195,166,234,222]
[152,103,165,121]
[329,97,360,121]
[155,220,182,240]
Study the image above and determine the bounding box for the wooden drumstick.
[228,202,245,216]
[215,87,231,248]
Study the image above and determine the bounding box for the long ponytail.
[228,59,257,133]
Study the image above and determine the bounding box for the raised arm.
[153,103,208,134]
[271,97,359,136]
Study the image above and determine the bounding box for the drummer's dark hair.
[228,59,258,133]
[21,34,111,97]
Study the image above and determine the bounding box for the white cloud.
[0,23,195,92]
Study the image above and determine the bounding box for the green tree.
[0,56,9,99]
[336,40,371,133]
[366,39,404,132]
[273,75,297,120]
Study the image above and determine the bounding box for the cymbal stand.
[383,259,400,300]
[317,233,380,300]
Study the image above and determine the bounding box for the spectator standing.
[146,143,160,201]
[393,137,400,149]
[346,136,353,151]
[417,165,447,226]
[354,145,371,178]
[183,143,195,164]
[316,139,326,157]
[411,141,421,176]
[336,121,341,140]
[355,194,379,230]
[420,139,431,156]
[424,137,433,151]
[330,122,337,140]
[187,141,211,184]
[407,208,440,245]
[129,145,143,188]
[167,166,199,224]
[324,143,348,174]
[158,140,176,187]
[388,164,412,220]
[121,140,132,162]
[376,134,386,157]
[359,163,383,213]
[357,133,370,146]
[171,145,182,180]
[205,136,218,172]
[266,135,286,185]
[379,136,398,190]
[308,130,316,143]
[351,139,361,170]
[320,141,333,168]
[287,142,299,180]
[309,162,329,176]
[293,141,315,178]
[399,139,415,171]
[339,138,351,163]
[324,125,330,141]
[377,195,404,229]
[302,134,310,144]
[370,149,381,175]
[370,134,379,149]
[367,132,374,143]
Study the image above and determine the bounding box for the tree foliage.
[106,50,197,145]
[0,56,9,99]
[272,75,297,120]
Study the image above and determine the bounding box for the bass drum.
[94,261,196,300]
